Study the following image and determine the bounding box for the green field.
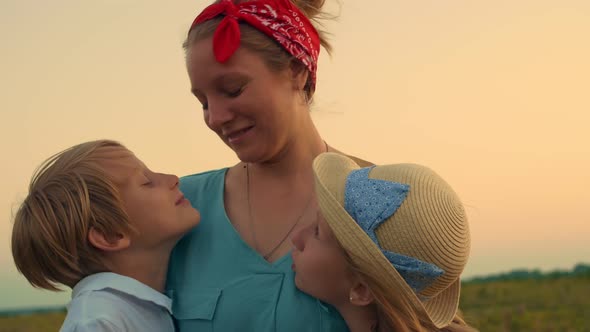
[1,275,588,331]
[0,312,65,332]
[460,274,590,331]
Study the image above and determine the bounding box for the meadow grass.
[2,274,588,331]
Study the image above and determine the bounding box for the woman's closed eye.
[225,85,245,98]
[196,87,243,110]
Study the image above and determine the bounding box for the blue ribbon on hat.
[344,167,444,294]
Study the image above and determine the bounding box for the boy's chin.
[174,217,200,240]
[187,209,202,227]
[177,211,201,234]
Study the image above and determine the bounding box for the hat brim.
[312,153,459,328]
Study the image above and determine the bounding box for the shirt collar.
[72,272,173,314]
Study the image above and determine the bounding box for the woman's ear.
[289,60,309,91]
[348,279,375,306]
[88,227,131,252]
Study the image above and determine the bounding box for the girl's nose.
[291,224,313,251]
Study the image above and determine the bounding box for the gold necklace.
[245,141,329,260]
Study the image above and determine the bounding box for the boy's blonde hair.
[12,139,134,291]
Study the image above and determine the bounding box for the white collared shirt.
[60,272,174,332]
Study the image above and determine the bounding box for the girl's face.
[186,37,308,164]
[291,212,355,306]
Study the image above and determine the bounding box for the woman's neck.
[247,121,327,180]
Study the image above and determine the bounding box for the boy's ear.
[88,227,130,252]
[349,279,375,307]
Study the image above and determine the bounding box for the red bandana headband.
[189,0,320,89]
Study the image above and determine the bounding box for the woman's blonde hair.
[184,0,334,102]
[346,253,478,332]
[11,139,134,291]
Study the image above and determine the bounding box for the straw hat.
[313,153,470,328]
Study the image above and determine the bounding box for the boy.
[11,139,200,331]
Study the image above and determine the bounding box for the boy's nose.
[166,174,179,189]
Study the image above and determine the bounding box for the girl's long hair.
[345,253,478,332]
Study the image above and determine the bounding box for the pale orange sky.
[1,0,589,309]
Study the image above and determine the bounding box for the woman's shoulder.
[181,167,228,186]
[181,167,228,182]
[180,167,228,200]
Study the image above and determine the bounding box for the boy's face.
[291,212,354,306]
[102,147,200,250]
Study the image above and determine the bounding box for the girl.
[292,153,476,332]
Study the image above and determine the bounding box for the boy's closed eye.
[141,173,153,186]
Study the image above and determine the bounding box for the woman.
[166,0,370,331]
[291,153,476,332]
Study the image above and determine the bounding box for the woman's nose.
[206,101,235,129]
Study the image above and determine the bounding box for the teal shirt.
[167,168,349,332]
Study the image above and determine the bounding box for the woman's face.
[186,37,307,163]
[291,212,355,306]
